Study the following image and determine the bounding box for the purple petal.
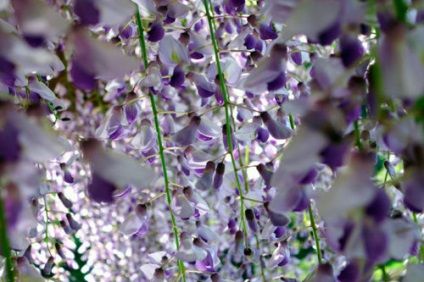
[365,189,391,223]
[170,64,185,88]
[340,35,364,67]
[363,224,387,262]
[69,59,97,91]
[256,127,270,143]
[290,51,302,66]
[147,21,165,42]
[317,20,341,46]
[259,23,278,40]
[267,72,287,91]
[172,116,201,146]
[0,56,16,86]
[88,173,117,203]
[403,173,424,213]
[0,121,21,163]
[74,0,100,26]
[337,260,361,282]
[260,112,293,140]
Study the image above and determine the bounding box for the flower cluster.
[1,0,424,281]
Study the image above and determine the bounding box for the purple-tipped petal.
[264,202,290,227]
[124,94,142,125]
[245,208,258,233]
[256,163,273,188]
[196,161,216,191]
[194,73,216,98]
[58,192,73,209]
[213,162,225,189]
[260,112,293,140]
[172,116,201,146]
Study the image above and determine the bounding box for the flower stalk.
[202,0,248,244]
[134,7,186,281]
[0,195,14,282]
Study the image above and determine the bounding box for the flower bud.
[58,192,73,209]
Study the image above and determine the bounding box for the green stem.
[289,114,295,130]
[134,7,186,281]
[380,265,389,282]
[202,0,248,244]
[0,195,14,282]
[354,121,362,151]
[308,205,322,264]
[255,236,266,282]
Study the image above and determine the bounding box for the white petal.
[284,0,341,41]
[384,219,415,261]
[119,211,145,236]
[158,35,190,67]
[12,112,67,162]
[13,0,68,39]
[140,263,159,280]
[90,147,157,188]
[271,126,327,188]
[71,29,139,81]
[173,193,195,219]
[28,79,66,110]
[97,0,134,27]
[4,32,64,75]
[403,264,424,282]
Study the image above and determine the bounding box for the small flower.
[158,35,190,67]
[196,161,216,191]
[57,191,73,209]
[172,115,201,146]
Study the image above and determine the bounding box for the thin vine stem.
[202,0,248,244]
[0,194,14,282]
[134,7,186,281]
[308,204,323,264]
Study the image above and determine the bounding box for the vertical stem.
[354,121,362,151]
[202,0,248,243]
[134,7,186,281]
[308,204,322,264]
[0,195,14,282]
[380,265,389,282]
